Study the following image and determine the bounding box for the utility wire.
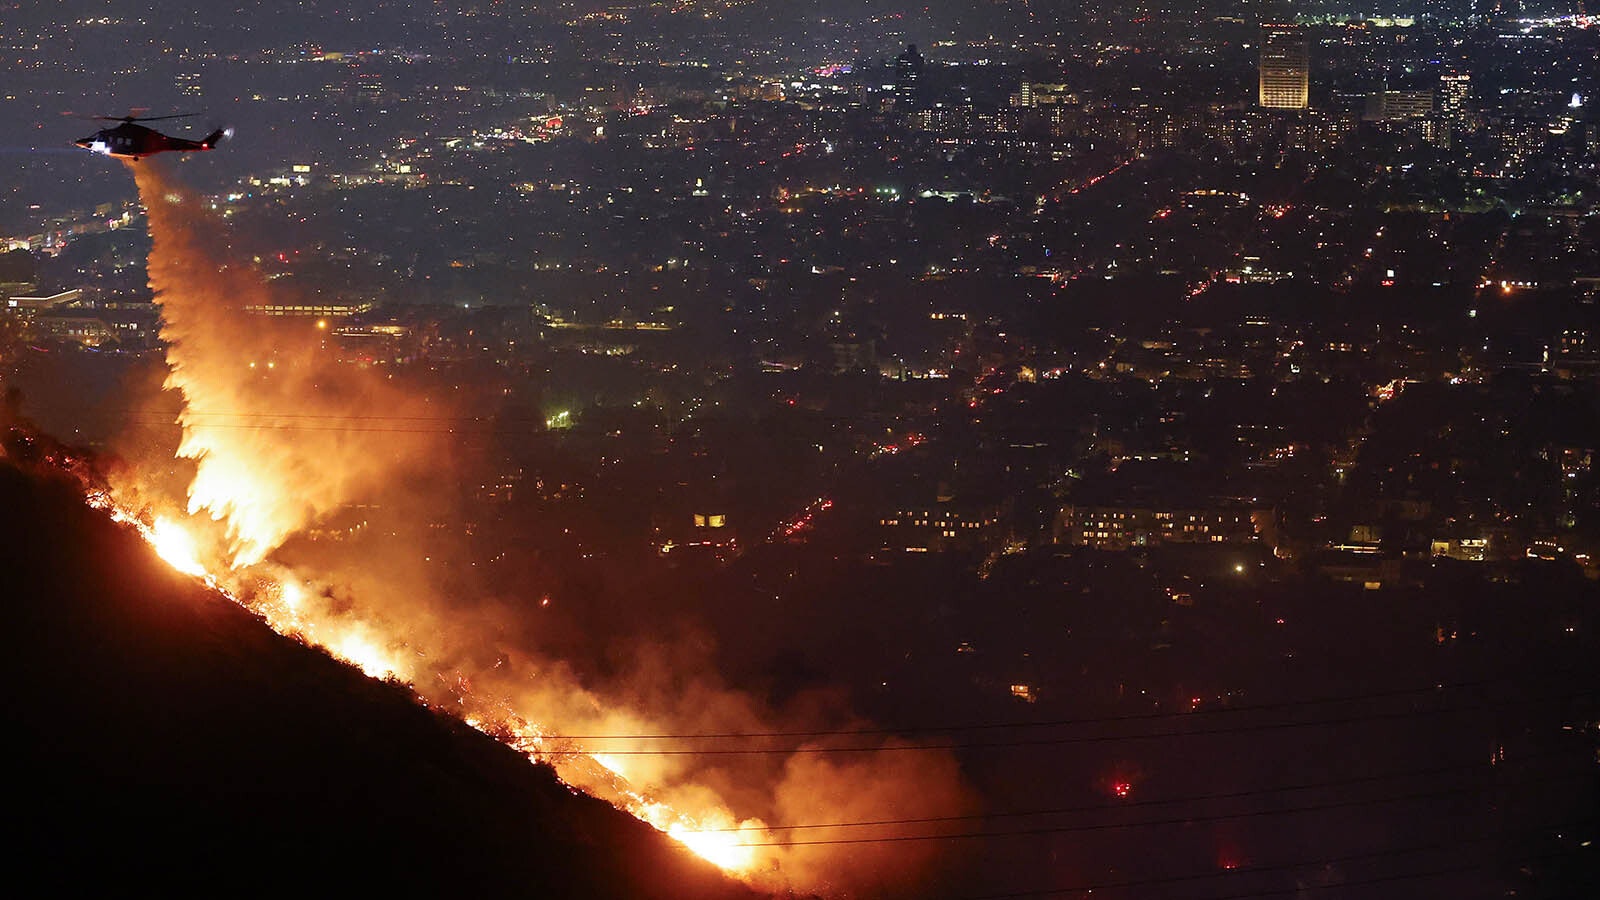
[697,753,1580,833]
[948,831,1595,900]
[25,401,878,434]
[730,774,1592,848]
[543,690,1594,756]
[34,405,540,423]
[551,679,1498,740]
[113,420,541,435]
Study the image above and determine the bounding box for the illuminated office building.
[1259,24,1309,110]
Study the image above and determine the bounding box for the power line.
[23,403,581,437]
[729,774,1591,848]
[1210,865,1499,900]
[697,754,1573,833]
[544,690,1593,756]
[551,679,1497,741]
[1207,864,1511,900]
[34,404,538,423]
[24,398,870,436]
[949,833,1595,900]
[113,418,546,436]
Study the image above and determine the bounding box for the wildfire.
[150,516,206,577]
[119,505,772,875]
[329,630,399,680]
[89,159,971,894]
[132,161,443,569]
[669,820,761,872]
[590,752,629,778]
[276,578,304,613]
[485,713,774,873]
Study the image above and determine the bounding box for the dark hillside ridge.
[0,461,767,898]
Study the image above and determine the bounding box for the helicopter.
[73,113,230,161]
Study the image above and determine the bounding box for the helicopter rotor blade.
[62,109,203,123]
[67,111,201,121]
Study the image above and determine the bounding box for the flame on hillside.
[102,161,971,895]
[150,515,207,577]
[134,163,444,569]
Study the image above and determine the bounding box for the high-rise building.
[1009,81,1074,108]
[1365,90,1434,121]
[895,44,925,110]
[1439,72,1471,123]
[1259,24,1309,110]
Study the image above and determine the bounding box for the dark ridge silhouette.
[0,458,770,898]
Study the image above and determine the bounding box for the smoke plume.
[121,160,974,896]
[132,160,442,566]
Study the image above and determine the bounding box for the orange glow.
[277,578,304,613]
[132,162,443,567]
[590,752,628,778]
[100,161,972,892]
[150,517,207,577]
[119,511,774,877]
[329,631,399,680]
[669,821,760,872]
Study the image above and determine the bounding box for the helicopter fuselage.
[75,121,224,161]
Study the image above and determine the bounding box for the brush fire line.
[89,161,971,895]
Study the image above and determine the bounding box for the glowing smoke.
[122,160,975,895]
[132,161,442,567]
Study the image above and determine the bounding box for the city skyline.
[3,2,1598,897]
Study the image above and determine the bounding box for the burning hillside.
[70,161,975,895]
[0,454,765,898]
